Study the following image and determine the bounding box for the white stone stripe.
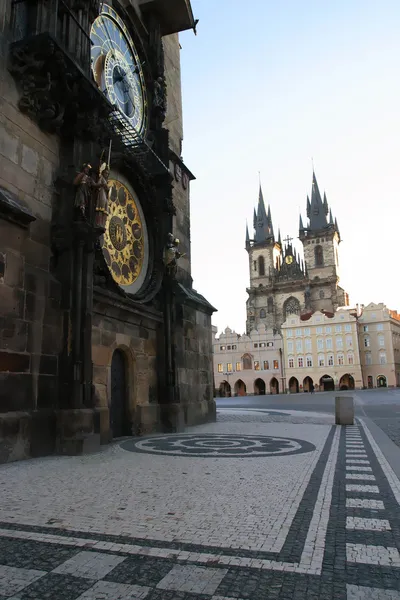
[346,498,384,509]
[346,543,400,566]
[346,517,391,531]
[0,528,319,575]
[347,584,400,600]
[299,426,340,574]
[346,484,379,493]
[359,418,400,506]
[346,474,376,481]
[346,451,367,455]
[345,466,372,472]
[346,460,370,464]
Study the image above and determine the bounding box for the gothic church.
[245,173,349,333]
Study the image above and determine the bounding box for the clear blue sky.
[178,0,400,334]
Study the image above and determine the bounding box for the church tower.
[299,172,349,311]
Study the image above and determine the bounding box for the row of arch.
[219,377,280,397]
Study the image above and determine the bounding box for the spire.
[306,196,311,218]
[299,214,304,233]
[323,192,329,215]
[278,228,282,246]
[308,171,328,231]
[329,208,334,225]
[253,208,257,230]
[254,184,275,244]
[245,222,250,246]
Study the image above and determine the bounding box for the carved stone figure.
[73,164,93,216]
[304,285,312,309]
[95,164,110,229]
[164,233,182,272]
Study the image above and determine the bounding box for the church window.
[319,289,325,299]
[318,354,325,367]
[254,343,258,348]
[306,355,313,367]
[236,362,241,371]
[363,325,369,332]
[258,256,265,276]
[267,297,274,313]
[326,338,333,350]
[254,360,260,370]
[336,336,343,349]
[218,364,223,373]
[364,336,370,348]
[263,360,269,370]
[273,360,279,369]
[296,340,303,353]
[227,346,231,350]
[287,341,294,353]
[315,245,324,266]
[232,345,237,350]
[328,354,334,366]
[253,261,257,271]
[365,353,372,366]
[298,357,304,368]
[288,357,294,368]
[348,354,355,365]
[220,345,226,350]
[378,335,385,347]
[260,308,266,319]
[287,329,293,337]
[284,297,301,318]
[338,354,344,366]
[317,338,324,351]
[227,363,232,372]
[379,352,387,365]
[267,342,274,347]
[260,342,266,348]
[242,354,252,370]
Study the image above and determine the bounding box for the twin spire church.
[245,172,349,333]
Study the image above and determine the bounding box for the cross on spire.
[283,235,293,245]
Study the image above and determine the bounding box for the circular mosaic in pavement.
[120,434,316,458]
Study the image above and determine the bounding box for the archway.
[270,377,279,395]
[289,377,299,393]
[377,375,387,388]
[110,349,130,438]
[339,374,355,390]
[219,381,231,397]
[367,375,373,389]
[303,376,314,393]
[254,378,266,395]
[320,374,335,391]
[234,379,246,396]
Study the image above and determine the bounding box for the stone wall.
[0,3,63,462]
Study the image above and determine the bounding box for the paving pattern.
[0,408,399,599]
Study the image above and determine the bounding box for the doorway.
[377,375,387,388]
[288,377,299,393]
[270,377,279,395]
[320,375,335,391]
[110,349,129,438]
[339,374,355,390]
[254,378,266,395]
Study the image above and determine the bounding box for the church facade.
[0,0,216,463]
[245,173,349,334]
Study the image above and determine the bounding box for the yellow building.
[357,303,400,388]
[281,310,363,392]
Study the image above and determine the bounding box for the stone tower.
[299,172,348,312]
[245,173,349,334]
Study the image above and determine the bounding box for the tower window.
[284,297,301,318]
[260,308,266,319]
[315,245,324,266]
[258,255,265,276]
[253,261,257,271]
[319,289,325,299]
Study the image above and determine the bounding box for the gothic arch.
[283,296,301,318]
[258,255,265,276]
[242,353,252,370]
[315,245,324,266]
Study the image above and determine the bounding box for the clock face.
[91,3,147,137]
[285,255,294,265]
[101,177,149,294]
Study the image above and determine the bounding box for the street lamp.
[222,370,235,397]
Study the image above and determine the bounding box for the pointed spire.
[323,192,329,215]
[306,196,311,218]
[329,208,334,225]
[245,222,250,245]
[253,208,257,230]
[299,214,304,232]
[278,228,282,246]
[254,184,275,244]
[308,171,328,231]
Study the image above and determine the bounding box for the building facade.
[0,0,216,463]
[357,303,400,388]
[245,173,349,334]
[213,325,283,396]
[281,310,363,392]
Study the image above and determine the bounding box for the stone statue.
[304,285,311,309]
[73,163,93,216]
[164,233,183,273]
[94,162,110,229]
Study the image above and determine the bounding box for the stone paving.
[0,408,399,599]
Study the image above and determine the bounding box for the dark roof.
[253,185,275,244]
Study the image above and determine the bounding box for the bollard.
[335,396,354,425]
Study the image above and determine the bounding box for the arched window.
[284,296,300,318]
[242,354,252,370]
[260,308,266,319]
[319,289,325,299]
[258,255,265,276]
[267,297,274,313]
[315,245,324,266]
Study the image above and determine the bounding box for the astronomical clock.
[90,4,151,295]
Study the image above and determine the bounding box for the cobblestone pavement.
[0,409,400,599]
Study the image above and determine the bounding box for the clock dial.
[102,178,149,294]
[91,3,147,137]
[285,255,294,265]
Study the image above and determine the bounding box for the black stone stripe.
[345,530,399,550]
[345,563,400,590]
